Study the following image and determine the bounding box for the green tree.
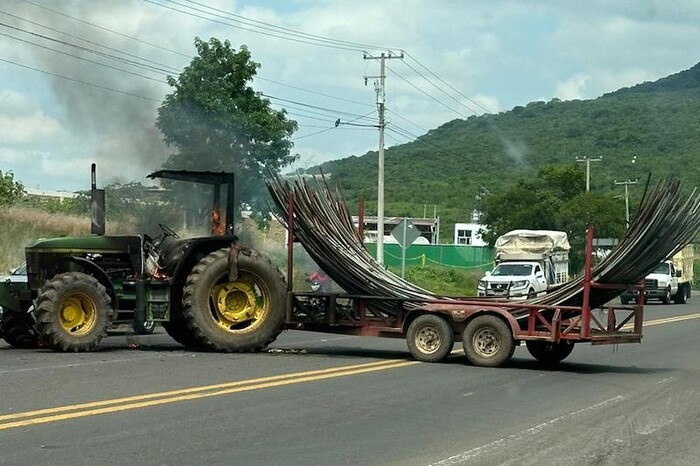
[480,163,626,272]
[0,170,25,206]
[156,38,298,213]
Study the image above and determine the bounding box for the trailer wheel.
[406,314,454,362]
[34,272,112,352]
[525,340,574,364]
[462,315,515,367]
[183,248,286,352]
[661,287,671,304]
[673,284,687,304]
[1,311,41,348]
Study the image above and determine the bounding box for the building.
[354,216,439,244]
[454,210,488,246]
[24,188,79,203]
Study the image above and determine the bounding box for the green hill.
[314,62,700,240]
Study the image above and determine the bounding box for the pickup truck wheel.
[661,287,671,304]
[462,315,515,367]
[620,296,629,305]
[526,340,574,364]
[673,285,687,304]
[527,289,536,300]
[406,314,454,362]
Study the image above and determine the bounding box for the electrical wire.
[0,56,161,102]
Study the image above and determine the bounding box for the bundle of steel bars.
[267,174,700,317]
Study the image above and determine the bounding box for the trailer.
[282,194,643,367]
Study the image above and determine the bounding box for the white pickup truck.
[477,230,570,300]
[621,244,693,304]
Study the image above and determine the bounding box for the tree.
[480,163,626,272]
[0,171,25,206]
[156,38,298,214]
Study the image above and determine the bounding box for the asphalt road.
[0,301,699,466]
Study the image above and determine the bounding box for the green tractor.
[0,165,286,352]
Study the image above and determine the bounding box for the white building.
[454,210,488,246]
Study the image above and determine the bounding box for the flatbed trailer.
[283,201,643,367]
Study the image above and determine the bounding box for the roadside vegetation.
[389,265,481,296]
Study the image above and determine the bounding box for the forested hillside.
[315,62,700,239]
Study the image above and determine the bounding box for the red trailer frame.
[283,193,643,365]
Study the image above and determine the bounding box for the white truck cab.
[478,261,548,299]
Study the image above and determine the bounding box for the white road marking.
[429,395,626,465]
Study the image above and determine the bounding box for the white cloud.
[555,74,590,101]
[0,112,63,143]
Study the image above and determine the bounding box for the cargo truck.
[477,230,570,299]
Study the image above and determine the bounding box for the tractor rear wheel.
[1,311,41,348]
[525,340,575,364]
[34,272,112,352]
[182,248,286,352]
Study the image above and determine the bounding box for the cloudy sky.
[0,0,698,192]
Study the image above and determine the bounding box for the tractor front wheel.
[34,272,112,352]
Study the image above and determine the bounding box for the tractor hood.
[26,235,143,253]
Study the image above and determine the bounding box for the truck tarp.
[495,230,570,261]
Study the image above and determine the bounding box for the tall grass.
[0,206,135,273]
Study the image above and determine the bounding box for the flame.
[212,208,224,236]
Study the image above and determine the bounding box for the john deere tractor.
[0,165,286,352]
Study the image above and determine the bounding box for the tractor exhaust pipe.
[90,163,106,235]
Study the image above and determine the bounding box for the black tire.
[162,320,201,348]
[34,272,112,352]
[406,314,454,362]
[182,248,286,352]
[132,320,157,335]
[1,311,41,348]
[620,296,629,305]
[661,287,671,304]
[525,340,575,364]
[673,284,687,304]
[462,315,515,367]
[527,288,536,300]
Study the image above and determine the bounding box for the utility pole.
[364,51,403,264]
[614,179,638,229]
[575,156,603,192]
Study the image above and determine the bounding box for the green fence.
[364,243,495,272]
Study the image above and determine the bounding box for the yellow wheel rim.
[209,274,269,332]
[59,293,97,336]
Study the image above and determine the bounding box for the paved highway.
[0,301,699,465]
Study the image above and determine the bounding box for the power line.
[256,76,373,108]
[0,27,168,84]
[385,64,467,119]
[0,10,182,75]
[263,94,373,119]
[399,58,481,116]
[143,0,362,52]
[0,56,161,102]
[180,0,400,52]
[404,51,493,114]
[19,0,190,59]
[293,110,376,141]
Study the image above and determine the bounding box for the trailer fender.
[402,309,454,335]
